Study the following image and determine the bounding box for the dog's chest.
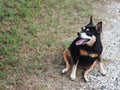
[78,56,96,66]
[78,47,98,66]
[80,49,98,58]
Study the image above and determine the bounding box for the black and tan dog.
[62,16,106,82]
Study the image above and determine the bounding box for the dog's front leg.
[84,61,96,82]
[97,61,106,76]
[70,61,79,80]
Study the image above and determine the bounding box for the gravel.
[81,1,120,90]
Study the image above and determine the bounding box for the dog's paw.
[100,70,106,76]
[83,77,89,82]
[61,68,68,74]
[70,74,76,81]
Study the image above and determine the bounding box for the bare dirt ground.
[13,1,120,90]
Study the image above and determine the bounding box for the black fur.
[68,27,103,66]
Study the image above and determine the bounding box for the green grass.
[0,0,102,89]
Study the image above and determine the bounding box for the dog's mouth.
[75,38,90,46]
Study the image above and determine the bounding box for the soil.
[13,1,120,90]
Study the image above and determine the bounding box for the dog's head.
[76,16,102,46]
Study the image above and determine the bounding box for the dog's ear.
[96,22,102,33]
[87,16,93,26]
[89,16,93,25]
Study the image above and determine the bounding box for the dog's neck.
[87,36,96,47]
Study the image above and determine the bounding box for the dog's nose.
[77,32,80,36]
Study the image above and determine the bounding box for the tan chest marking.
[89,53,98,58]
[80,49,88,56]
[80,49,98,58]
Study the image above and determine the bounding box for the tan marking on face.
[87,35,96,46]
[80,49,88,56]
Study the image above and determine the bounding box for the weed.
[0,0,99,89]
[16,78,24,86]
[0,85,6,90]
[39,84,48,90]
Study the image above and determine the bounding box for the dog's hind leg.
[84,61,96,82]
[62,49,71,74]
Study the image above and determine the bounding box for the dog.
[62,16,106,82]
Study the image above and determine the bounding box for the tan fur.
[84,61,96,82]
[89,53,98,58]
[70,61,79,80]
[97,60,106,75]
[80,49,98,58]
[62,49,71,73]
[80,49,88,56]
[87,35,96,46]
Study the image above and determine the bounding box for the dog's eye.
[86,31,92,36]
[83,27,86,29]
[86,29,89,31]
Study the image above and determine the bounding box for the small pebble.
[116,8,120,12]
